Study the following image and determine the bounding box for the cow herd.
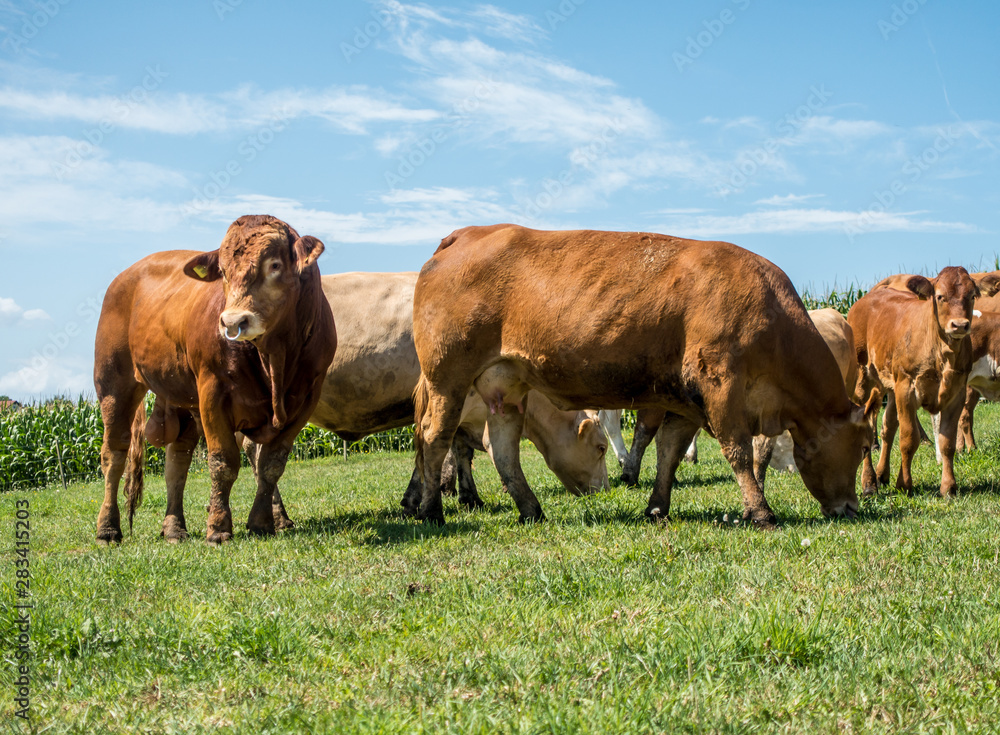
[91,215,1000,545]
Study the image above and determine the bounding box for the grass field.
[3,406,1000,734]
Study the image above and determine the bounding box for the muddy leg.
[245,442,293,536]
[440,448,459,496]
[417,389,467,525]
[720,435,778,530]
[161,413,199,542]
[621,408,664,485]
[644,414,700,521]
[452,431,484,510]
[752,435,776,492]
[96,387,146,544]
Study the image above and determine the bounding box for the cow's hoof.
[206,531,233,546]
[416,507,446,526]
[620,471,638,487]
[862,485,878,498]
[273,515,295,532]
[400,505,419,518]
[460,497,486,511]
[162,528,189,544]
[517,512,545,525]
[246,523,276,537]
[96,529,123,546]
[939,485,958,499]
[744,510,778,531]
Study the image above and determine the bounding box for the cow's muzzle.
[220,310,257,341]
[946,319,971,339]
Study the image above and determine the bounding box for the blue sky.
[1,0,999,401]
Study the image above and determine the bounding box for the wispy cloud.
[0,296,50,326]
[754,193,825,206]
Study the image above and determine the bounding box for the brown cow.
[93,215,336,545]
[621,308,858,488]
[411,225,868,528]
[848,267,999,497]
[870,270,1000,454]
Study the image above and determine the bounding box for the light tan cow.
[310,272,609,510]
[412,225,869,528]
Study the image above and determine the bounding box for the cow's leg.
[245,441,294,536]
[241,435,295,531]
[875,392,898,488]
[96,385,146,544]
[440,448,459,497]
[892,387,918,496]
[936,394,964,498]
[452,431,484,510]
[957,388,980,453]
[861,390,883,496]
[684,430,700,464]
[644,414,700,521]
[161,412,200,542]
[752,435,776,492]
[622,408,665,485]
[416,389,466,525]
[720,433,777,529]
[200,396,241,544]
[401,465,423,515]
[486,408,544,523]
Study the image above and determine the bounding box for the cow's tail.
[123,398,147,532]
[412,373,431,481]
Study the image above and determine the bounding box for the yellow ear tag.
[194,265,209,279]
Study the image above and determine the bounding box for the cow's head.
[544,412,611,496]
[183,215,324,342]
[791,404,870,519]
[905,266,982,343]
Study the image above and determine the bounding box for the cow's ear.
[905,275,934,300]
[183,251,222,282]
[292,236,325,275]
[974,273,1000,297]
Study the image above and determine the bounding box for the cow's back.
[415,225,841,417]
[309,272,421,438]
[808,308,857,392]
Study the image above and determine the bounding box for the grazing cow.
[848,266,999,497]
[307,272,609,510]
[621,309,858,488]
[412,225,868,528]
[93,215,336,545]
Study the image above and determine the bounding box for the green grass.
[4,407,1000,733]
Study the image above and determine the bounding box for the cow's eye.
[936,294,945,302]
[269,262,281,274]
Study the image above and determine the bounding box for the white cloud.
[653,208,978,238]
[0,296,50,326]
[754,193,825,206]
[0,359,91,399]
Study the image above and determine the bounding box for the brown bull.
[93,215,336,545]
[848,266,999,497]
[412,225,868,528]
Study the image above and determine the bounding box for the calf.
[412,225,868,528]
[94,215,336,544]
[848,267,994,497]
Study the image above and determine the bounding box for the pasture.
[3,407,1000,733]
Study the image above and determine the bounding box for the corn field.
[0,396,415,493]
